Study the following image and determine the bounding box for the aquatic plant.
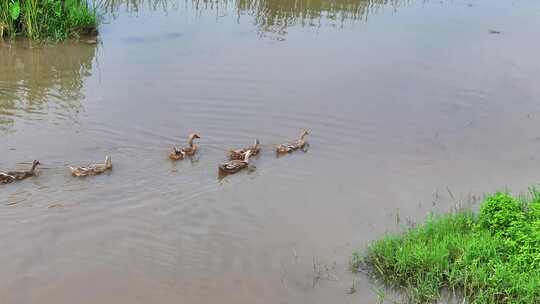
[361,190,540,303]
[0,0,98,40]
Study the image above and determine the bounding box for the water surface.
[1,0,540,303]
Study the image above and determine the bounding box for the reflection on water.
[234,0,395,36]
[100,0,398,37]
[0,40,97,132]
[99,0,174,16]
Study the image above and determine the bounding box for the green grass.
[360,190,540,303]
[0,0,98,41]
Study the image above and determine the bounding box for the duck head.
[31,160,41,172]
[188,133,200,146]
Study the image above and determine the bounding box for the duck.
[70,156,112,177]
[169,133,200,160]
[229,139,261,160]
[219,150,253,175]
[2,160,41,182]
[276,129,309,154]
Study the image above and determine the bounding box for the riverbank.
[360,191,540,303]
[0,0,97,40]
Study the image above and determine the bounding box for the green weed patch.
[361,191,540,303]
[1,0,97,40]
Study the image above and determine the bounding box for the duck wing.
[0,173,15,183]
[6,170,30,180]
[221,160,245,170]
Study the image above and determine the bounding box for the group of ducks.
[170,129,309,174]
[0,129,310,185]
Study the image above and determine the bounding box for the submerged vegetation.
[0,0,97,40]
[361,191,540,303]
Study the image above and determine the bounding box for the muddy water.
[1,0,540,303]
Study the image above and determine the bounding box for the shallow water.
[1,0,540,302]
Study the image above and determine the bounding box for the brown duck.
[70,156,112,177]
[1,160,41,184]
[219,150,253,175]
[229,139,261,160]
[276,129,309,154]
[169,133,200,160]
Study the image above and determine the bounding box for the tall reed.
[0,0,98,40]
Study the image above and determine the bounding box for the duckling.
[0,173,15,184]
[4,160,41,181]
[276,129,309,154]
[229,139,261,160]
[70,156,112,177]
[219,150,253,175]
[169,133,200,160]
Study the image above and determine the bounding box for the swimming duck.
[70,156,112,177]
[219,150,253,175]
[276,129,309,154]
[169,133,200,160]
[229,139,261,160]
[3,160,41,181]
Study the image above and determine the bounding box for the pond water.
[1,0,540,302]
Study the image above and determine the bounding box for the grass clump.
[361,191,540,303]
[0,0,98,40]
